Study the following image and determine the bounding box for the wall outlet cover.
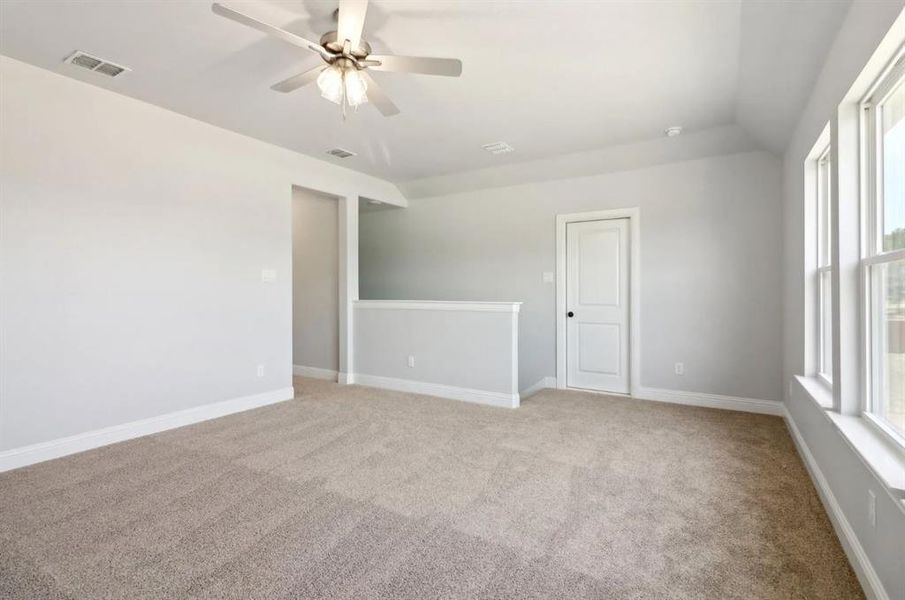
[261,268,277,283]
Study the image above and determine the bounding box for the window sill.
[796,374,833,409]
[794,376,905,502]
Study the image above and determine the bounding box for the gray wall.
[360,151,783,400]
[0,56,400,452]
[292,188,339,372]
[354,304,518,396]
[787,382,905,597]
[780,1,905,597]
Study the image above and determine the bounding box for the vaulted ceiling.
[0,0,851,182]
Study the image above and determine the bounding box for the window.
[816,145,833,384]
[863,53,905,442]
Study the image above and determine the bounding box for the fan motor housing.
[319,31,371,59]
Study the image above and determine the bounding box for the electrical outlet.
[868,490,876,528]
[261,268,276,283]
[257,364,265,377]
[407,355,415,368]
[542,271,554,283]
[674,362,684,376]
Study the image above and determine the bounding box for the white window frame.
[860,46,905,449]
[816,145,833,387]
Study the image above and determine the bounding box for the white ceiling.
[0,0,850,183]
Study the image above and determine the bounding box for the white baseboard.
[292,364,338,381]
[338,372,354,385]
[353,373,519,409]
[634,386,783,416]
[0,387,295,473]
[783,408,888,600]
[520,376,558,399]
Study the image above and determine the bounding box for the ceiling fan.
[211,0,462,118]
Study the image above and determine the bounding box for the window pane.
[870,257,905,437]
[881,78,905,252]
[819,269,833,380]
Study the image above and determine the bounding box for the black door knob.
[567,311,574,318]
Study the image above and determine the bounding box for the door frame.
[555,208,641,395]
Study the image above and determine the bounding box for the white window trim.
[864,410,905,450]
[817,263,833,388]
[816,145,833,387]
[794,24,905,546]
[859,46,905,450]
[794,375,905,500]
[862,50,905,256]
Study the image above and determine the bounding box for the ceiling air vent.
[63,51,130,78]
[326,148,356,159]
[481,141,515,155]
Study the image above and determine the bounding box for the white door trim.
[556,208,641,395]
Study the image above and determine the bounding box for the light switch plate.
[543,271,554,283]
[261,268,276,283]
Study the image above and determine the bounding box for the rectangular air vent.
[481,141,515,155]
[63,51,130,78]
[326,148,356,159]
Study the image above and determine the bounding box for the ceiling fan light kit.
[317,60,368,117]
[211,0,462,119]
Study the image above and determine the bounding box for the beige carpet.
[0,377,862,599]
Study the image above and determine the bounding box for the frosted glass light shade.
[317,65,344,104]
[344,69,368,107]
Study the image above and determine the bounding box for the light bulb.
[317,65,344,105]
[344,69,368,107]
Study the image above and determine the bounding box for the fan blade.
[360,71,399,117]
[212,3,328,58]
[271,65,326,93]
[367,55,462,77]
[337,0,369,49]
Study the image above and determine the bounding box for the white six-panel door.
[566,218,630,393]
